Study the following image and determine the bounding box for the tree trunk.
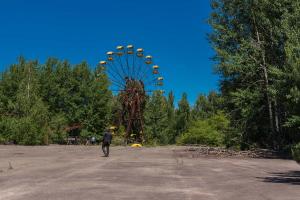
[274,99,280,133]
[252,12,275,134]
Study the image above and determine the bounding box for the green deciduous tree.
[144,91,169,145]
[174,93,191,138]
[0,58,111,144]
[166,91,176,143]
[209,0,300,149]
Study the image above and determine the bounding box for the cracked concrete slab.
[0,145,299,200]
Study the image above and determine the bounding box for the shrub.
[0,116,49,145]
[292,143,300,163]
[0,117,18,143]
[177,120,223,146]
[177,112,229,146]
[49,114,68,144]
[111,135,124,146]
[50,130,67,144]
[0,136,5,144]
[80,129,93,139]
[15,117,45,145]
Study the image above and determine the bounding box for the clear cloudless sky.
[0,0,218,105]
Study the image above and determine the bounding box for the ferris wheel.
[99,44,164,143]
[99,45,163,92]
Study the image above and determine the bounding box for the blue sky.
[0,0,218,105]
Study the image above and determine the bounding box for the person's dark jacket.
[102,131,112,144]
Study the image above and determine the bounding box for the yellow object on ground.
[131,143,142,148]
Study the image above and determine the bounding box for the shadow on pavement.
[258,171,300,185]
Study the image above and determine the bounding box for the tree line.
[0,58,111,144]
[0,57,226,146]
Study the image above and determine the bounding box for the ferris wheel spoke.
[106,66,126,87]
[135,57,142,80]
[136,56,146,81]
[108,75,125,86]
[144,71,158,85]
[105,63,123,80]
[107,61,125,81]
[121,51,130,77]
[127,54,133,79]
[110,85,125,91]
[144,78,157,86]
[129,55,135,79]
[105,66,125,85]
[109,78,126,89]
[107,72,124,85]
[111,60,126,79]
[115,54,128,78]
[140,65,153,82]
[138,63,149,81]
[125,52,131,78]
[132,51,137,79]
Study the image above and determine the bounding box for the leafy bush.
[0,117,18,143]
[177,112,229,146]
[144,138,161,147]
[111,135,124,146]
[223,126,242,149]
[177,121,223,146]
[0,136,5,144]
[110,125,125,146]
[49,114,68,144]
[50,130,67,144]
[80,129,93,139]
[0,116,50,145]
[15,117,45,145]
[292,143,300,163]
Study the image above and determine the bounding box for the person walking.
[102,129,112,157]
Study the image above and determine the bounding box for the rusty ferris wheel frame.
[99,45,164,143]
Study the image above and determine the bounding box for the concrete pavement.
[0,145,299,200]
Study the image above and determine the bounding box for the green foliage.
[209,0,300,149]
[48,114,68,143]
[177,112,229,146]
[80,129,93,139]
[292,143,300,163]
[144,91,169,145]
[284,116,300,130]
[0,58,111,145]
[110,125,125,146]
[0,117,18,143]
[15,117,46,145]
[166,91,176,143]
[192,94,211,120]
[174,93,191,138]
[192,91,224,120]
[111,135,124,146]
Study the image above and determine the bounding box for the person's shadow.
[257,171,300,185]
